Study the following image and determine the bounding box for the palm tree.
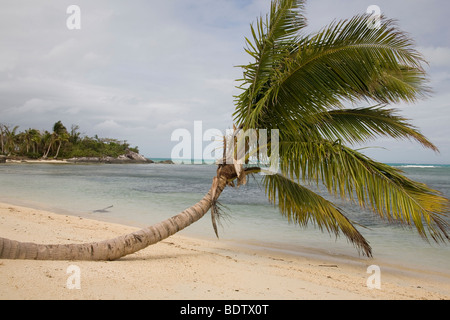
[52,121,69,159]
[41,121,69,159]
[0,0,448,260]
[69,124,81,145]
[4,125,19,156]
[22,129,38,154]
[41,131,55,159]
[30,129,42,154]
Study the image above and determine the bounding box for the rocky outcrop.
[118,150,149,162]
[67,150,153,164]
[156,159,174,164]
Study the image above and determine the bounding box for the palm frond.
[263,172,372,256]
[278,139,450,242]
[234,0,307,128]
[228,0,449,256]
[236,14,429,130]
[278,14,428,103]
[365,66,431,104]
[314,105,438,151]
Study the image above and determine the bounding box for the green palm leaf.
[236,14,430,130]
[263,172,372,256]
[234,0,307,128]
[278,139,449,242]
[314,105,438,150]
[228,0,449,256]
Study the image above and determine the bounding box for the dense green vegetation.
[0,121,139,159]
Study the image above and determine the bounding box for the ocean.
[0,162,449,274]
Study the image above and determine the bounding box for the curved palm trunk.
[43,142,52,159]
[0,176,228,261]
[54,140,62,159]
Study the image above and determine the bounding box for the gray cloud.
[0,0,449,163]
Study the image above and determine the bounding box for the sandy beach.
[4,159,70,164]
[0,201,449,300]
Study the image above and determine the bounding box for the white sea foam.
[400,165,437,168]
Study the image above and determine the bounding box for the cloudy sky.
[1,0,449,164]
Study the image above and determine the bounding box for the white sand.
[5,159,69,164]
[0,202,448,300]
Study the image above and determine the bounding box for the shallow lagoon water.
[0,162,449,274]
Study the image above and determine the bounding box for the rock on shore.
[67,150,154,164]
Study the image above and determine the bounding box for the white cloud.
[0,0,449,161]
[45,38,79,59]
[94,119,121,130]
[154,119,191,132]
[16,98,60,114]
[418,46,450,67]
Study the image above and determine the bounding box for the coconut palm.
[41,121,69,159]
[22,128,41,154]
[41,130,54,159]
[0,0,448,260]
[52,121,69,159]
[30,129,42,154]
[69,124,81,145]
[3,125,19,156]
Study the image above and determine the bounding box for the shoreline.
[1,201,449,300]
[3,158,175,165]
[5,159,70,164]
[4,195,449,278]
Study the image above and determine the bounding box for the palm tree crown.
[228,0,449,257]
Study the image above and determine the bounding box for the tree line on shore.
[0,121,139,159]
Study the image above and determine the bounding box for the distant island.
[0,121,171,164]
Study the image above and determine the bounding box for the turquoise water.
[0,162,449,274]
